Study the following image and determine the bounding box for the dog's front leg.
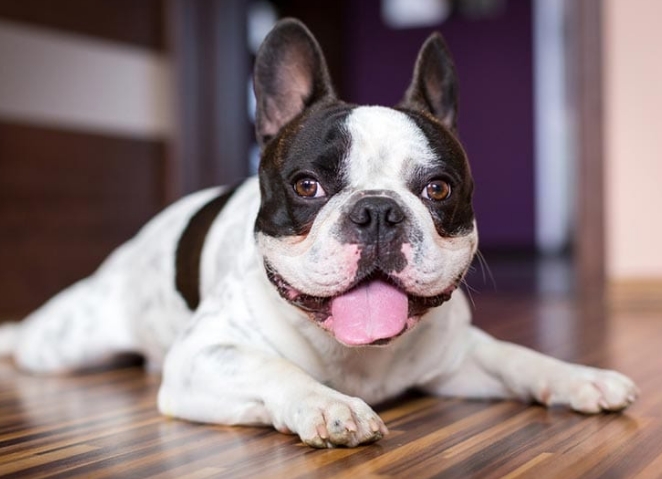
[425,327,638,413]
[157,316,387,448]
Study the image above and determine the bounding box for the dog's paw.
[281,391,388,448]
[540,366,639,414]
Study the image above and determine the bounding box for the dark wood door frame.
[165,0,251,201]
[567,0,605,301]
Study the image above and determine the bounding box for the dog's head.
[253,19,477,346]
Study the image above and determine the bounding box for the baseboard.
[608,279,662,310]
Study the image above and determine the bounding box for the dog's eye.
[293,178,326,198]
[422,180,451,201]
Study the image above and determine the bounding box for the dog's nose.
[349,197,405,239]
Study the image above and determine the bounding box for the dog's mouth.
[265,267,456,347]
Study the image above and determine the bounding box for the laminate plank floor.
[1,288,661,478]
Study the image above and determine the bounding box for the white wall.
[604,0,662,281]
[0,20,172,139]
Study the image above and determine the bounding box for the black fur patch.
[255,103,355,237]
[175,186,239,310]
[397,107,475,237]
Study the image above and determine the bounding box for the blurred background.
[0,0,660,318]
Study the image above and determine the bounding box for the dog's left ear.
[253,18,336,148]
[399,32,458,132]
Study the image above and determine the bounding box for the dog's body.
[0,19,637,448]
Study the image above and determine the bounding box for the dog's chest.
[296,324,444,404]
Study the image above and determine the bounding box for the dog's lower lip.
[265,268,454,318]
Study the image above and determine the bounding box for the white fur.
[0,112,637,448]
[344,106,438,189]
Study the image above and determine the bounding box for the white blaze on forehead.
[344,106,436,189]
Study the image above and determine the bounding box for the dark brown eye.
[293,178,326,198]
[422,180,451,201]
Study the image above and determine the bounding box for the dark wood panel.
[0,0,164,51]
[568,0,606,301]
[0,288,660,477]
[0,122,167,317]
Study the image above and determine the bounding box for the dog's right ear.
[253,18,336,148]
[399,32,459,132]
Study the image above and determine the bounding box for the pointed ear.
[253,18,335,148]
[399,32,459,131]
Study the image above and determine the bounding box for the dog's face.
[253,20,477,346]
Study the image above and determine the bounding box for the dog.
[0,19,637,448]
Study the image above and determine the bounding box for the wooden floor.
[2,271,662,477]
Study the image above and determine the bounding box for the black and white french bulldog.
[0,19,637,448]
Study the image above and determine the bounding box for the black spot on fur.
[175,185,239,310]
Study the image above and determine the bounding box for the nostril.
[385,206,404,225]
[350,206,372,225]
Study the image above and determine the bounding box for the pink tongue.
[330,279,409,345]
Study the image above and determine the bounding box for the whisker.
[475,249,496,291]
[461,278,477,309]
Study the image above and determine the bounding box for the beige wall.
[0,20,172,140]
[604,0,662,281]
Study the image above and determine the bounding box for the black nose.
[349,196,405,239]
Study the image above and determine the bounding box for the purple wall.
[344,0,535,250]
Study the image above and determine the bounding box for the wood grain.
[1,290,661,478]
